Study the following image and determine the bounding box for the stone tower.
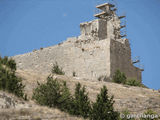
[13,3,142,81]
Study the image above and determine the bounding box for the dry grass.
[15,69,160,115]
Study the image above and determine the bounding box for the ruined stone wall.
[98,19,107,40]
[110,39,142,81]
[12,17,142,82]
[13,36,111,80]
[79,19,107,41]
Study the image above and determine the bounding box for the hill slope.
[16,69,160,114]
[0,90,83,120]
[1,69,160,119]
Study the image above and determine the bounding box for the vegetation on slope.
[0,56,27,99]
[33,77,120,119]
[33,64,160,120]
[32,75,72,110]
[71,82,91,118]
[90,86,119,120]
[113,69,144,87]
[33,64,119,119]
[52,62,65,75]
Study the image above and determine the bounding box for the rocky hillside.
[1,69,160,119]
[0,91,83,120]
[17,69,160,114]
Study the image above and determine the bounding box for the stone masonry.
[12,3,142,81]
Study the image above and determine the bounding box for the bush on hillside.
[33,78,91,118]
[70,83,91,118]
[113,70,126,84]
[112,70,144,87]
[0,56,16,71]
[33,75,122,119]
[125,78,142,87]
[90,85,119,120]
[57,81,73,111]
[32,76,61,107]
[52,62,65,75]
[0,56,26,99]
[32,76,72,110]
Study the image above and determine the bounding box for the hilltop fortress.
[12,3,142,81]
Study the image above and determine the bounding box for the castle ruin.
[13,3,142,81]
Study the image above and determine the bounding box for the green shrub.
[90,86,119,120]
[33,76,61,107]
[0,56,16,71]
[33,76,121,119]
[112,70,143,87]
[52,62,65,75]
[113,70,126,84]
[125,78,142,87]
[33,78,92,118]
[70,83,91,118]
[32,76,72,110]
[140,109,160,120]
[57,81,73,111]
[0,56,26,99]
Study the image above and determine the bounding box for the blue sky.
[0,0,160,90]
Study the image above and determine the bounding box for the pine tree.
[33,76,73,112]
[90,86,119,120]
[113,70,126,84]
[0,56,26,99]
[71,83,91,118]
[32,76,62,107]
[58,81,73,111]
